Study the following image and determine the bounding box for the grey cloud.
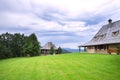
[0,26,30,31]
[33,6,67,26]
[36,30,76,37]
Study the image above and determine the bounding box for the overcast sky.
[0,0,120,49]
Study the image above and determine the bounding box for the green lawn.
[0,53,120,80]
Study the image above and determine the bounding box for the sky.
[0,0,120,49]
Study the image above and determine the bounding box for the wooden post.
[79,46,81,52]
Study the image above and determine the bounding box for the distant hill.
[63,48,79,52]
[62,49,71,53]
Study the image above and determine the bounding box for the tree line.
[0,32,40,59]
[49,46,62,55]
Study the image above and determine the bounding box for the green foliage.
[0,32,41,59]
[0,53,120,80]
[11,33,26,57]
[22,33,40,56]
[49,46,55,54]
[0,32,13,59]
[58,47,62,54]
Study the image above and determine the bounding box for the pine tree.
[22,33,40,56]
[0,32,41,59]
[50,46,55,55]
[11,33,25,57]
[0,32,13,59]
[58,47,62,54]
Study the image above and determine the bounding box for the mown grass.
[0,53,120,80]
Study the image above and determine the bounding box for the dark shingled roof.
[41,42,58,49]
[79,20,120,47]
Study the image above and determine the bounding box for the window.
[100,34,106,40]
[112,30,119,37]
[93,34,106,41]
[93,36,99,41]
[88,46,93,49]
[98,45,104,49]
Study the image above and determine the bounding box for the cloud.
[0,0,120,49]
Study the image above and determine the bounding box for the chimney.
[108,19,112,24]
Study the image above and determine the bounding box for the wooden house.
[79,19,120,54]
[41,42,58,55]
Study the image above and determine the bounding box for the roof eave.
[79,42,120,47]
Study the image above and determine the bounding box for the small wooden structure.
[41,42,58,55]
[79,19,120,54]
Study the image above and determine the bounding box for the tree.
[0,32,13,59]
[11,33,26,57]
[58,47,62,54]
[49,46,55,55]
[0,38,4,59]
[0,32,41,59]
[22,33,40,56]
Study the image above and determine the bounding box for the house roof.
[41,42,58,49]
[79,19,120,47]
